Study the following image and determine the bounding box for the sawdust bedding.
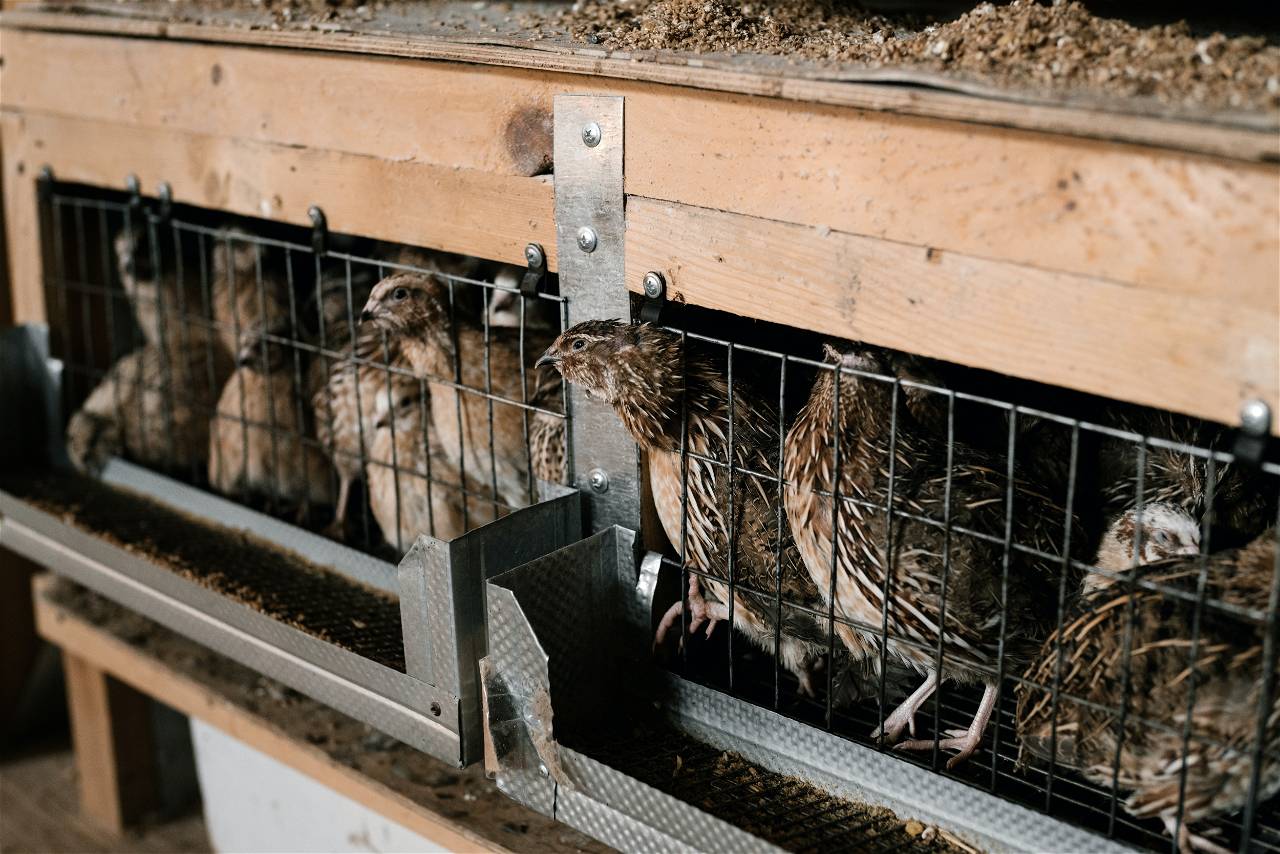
[145,0,1280,114]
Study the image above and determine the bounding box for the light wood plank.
[1,114,42,324]
[625,197,1279,431]
[2,8,1276,163]
[32,578,507,854]
[62,652,157,834]
[3,29,1274,305]
[1,110,556,322]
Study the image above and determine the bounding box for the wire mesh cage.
[0,176,581,767]
[524,300,1280,853]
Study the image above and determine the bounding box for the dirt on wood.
[550,0,1280,111]
[41,579,609,854]
[0,470,406,671]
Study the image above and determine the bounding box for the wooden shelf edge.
[30,574,510,854]
[1,8,1277,163]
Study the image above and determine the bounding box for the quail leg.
[325,474,353,540]
[1162,817,1231,854]
[871,672,939,743]
[654,573,727,649]
[894,682,998,769]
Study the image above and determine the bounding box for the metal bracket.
[553,94,640,535]
[638,271,667,324]
[308,205,328,257]
[155,181,174,224]
[520,242,547,297]
[1234,398,1272,467]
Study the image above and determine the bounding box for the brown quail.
[1017,512,1278,854]
[365,372,501,553]
[537,320,831,696]
[360,272,561,510]
[783,343,1077,766]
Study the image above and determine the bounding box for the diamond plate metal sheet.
[0,515,458,759]
[553,94,640,535]
[658,673,1130,854]
[559,747,783,854]
[398,486,581,766]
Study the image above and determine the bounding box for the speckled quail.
[783,343,1077,766]
[537,320,831,696]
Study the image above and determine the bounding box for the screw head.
[524,243,545,268]
[576,226,598,254]
[642,271,666,300]
[587,468,610,493]
[1240,398,1272,436]
[581,121,602,148]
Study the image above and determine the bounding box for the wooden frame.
[32,575,509,852]
[1,21,1275,430]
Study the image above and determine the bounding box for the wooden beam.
[62,651,158,833]
[2,8,1276,163]
[1,114,41,324]
[32,578,507,853]
[625,196,1279,431]
[2,29,1275,305]
[0,111,556,326]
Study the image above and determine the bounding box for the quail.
[359,272,561,510]
[67,231,234,475]
[783,343,1077,766]
[1017,511,1277,854]
[211,232,295,365]
[208,324,335,511]
[1098,407,1275,547]
[113,225,207,351]
[365,372,501,553]
[537,320,831,695]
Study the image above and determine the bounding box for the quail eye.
[571,338,587,351]
[393,287,409,301]
[1152,530,1171,545]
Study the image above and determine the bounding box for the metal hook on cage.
[308,205,328,258]
[520,243,547,298]
[639,270,667,324]
[1234,398,1272,468]
[126,173,143,218]
[155,182,174,224]
[37,165,55,204]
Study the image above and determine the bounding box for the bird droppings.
[549,0,1280,112]
[41,579,607,854]
[0,470,406,671]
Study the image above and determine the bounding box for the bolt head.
[587,468,609,493]
[576,226,598,254]
[581,121,602,148]
[1240,398,1272,436]
[642,271,666,299]
[524,243,544,268]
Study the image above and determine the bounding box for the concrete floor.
[0,737,211,854]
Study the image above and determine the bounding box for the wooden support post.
[62,651,158,834]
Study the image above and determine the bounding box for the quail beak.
[534,350,560,370]
[359,308,376,324]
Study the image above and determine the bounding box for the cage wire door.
[2,174,584,767]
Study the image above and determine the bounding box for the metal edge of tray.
[555,744,787,854]
[656,672,1134,854]
[101,457,398,595]
[0,492,463,761]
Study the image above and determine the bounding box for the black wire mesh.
[38,181,570,563]
[643,304,1280,853]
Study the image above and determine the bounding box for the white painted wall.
[190,719,447,853]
